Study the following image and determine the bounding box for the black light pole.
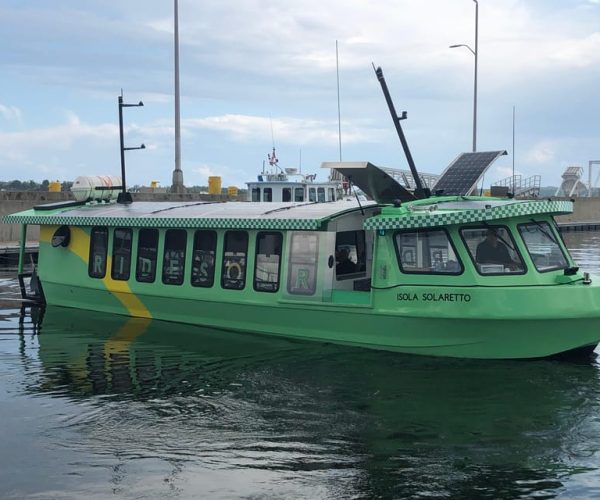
[118,94,145,204]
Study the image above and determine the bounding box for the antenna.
[372,64,429,199]
[512,105,516,195]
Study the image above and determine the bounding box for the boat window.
[111,228,132,281]
[282,188,291,202]
[395,229,463,274]
[317,187,326,202]
[263,188,272,202]
[162,229,187,285]
[88,226,108,279]
[254,232,283,292]
[294,188,304,202]
[136,228,158,283]
[335,231,366,280]
[222,231,248,290]
[191,230,217,287]
[328,188,335,201]
[309,188,316,202]
[287,232,319,295]
[251,187,260,202]
[460,226,525,275]
[518,222,568,272]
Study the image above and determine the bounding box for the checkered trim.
[2,213,322,231]
[364,200,573,230]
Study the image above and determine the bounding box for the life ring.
[226,261,242,280]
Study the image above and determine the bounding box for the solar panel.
[433,151,507,196]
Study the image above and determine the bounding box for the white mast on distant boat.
[171,0,185,193]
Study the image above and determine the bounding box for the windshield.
[518,222,568,272]
[460,226,526,275]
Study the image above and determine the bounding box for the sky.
[1,0,599,189]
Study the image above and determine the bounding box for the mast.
[373,65,428,199]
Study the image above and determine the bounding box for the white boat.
[246,148,344,203]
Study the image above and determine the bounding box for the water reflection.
[562,231,600,273]
[3,229,600,498]
[5,304,600,498]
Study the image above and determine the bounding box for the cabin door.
[332,229,372,292]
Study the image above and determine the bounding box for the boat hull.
[40,280,600,360]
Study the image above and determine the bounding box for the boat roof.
[3,197,572,232]
[364,197,573,230]
[4,200,378,231]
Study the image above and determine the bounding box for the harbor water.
[1,232,600,498]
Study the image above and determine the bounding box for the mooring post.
[18,224,27,274]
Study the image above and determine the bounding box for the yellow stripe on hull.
[41,225,152,319]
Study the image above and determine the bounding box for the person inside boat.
[336,247,356,275]
[476,229,515,267]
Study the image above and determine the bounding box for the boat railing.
[492,175,541,198]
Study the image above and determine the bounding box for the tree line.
[0,180,73,191]
[0,180,245,195]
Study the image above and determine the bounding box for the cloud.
[190,163,216,179]
[0,103,22,123]
[524,141,556,165]
[182,114,387,145]
[0,113,118,178]
[492,165,521,181]
[550,32,600,68]
[1,1,599,186]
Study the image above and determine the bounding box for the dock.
[0,242,39,268]
[557,222,600,232]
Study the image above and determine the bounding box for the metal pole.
[374,65,427,198]
[174,0,181,173]
[18,224,27,275]
[512,105,515,195]
[171,0,184,193]
[336,40,342,162]
[473,0,478,153]
[118,95,126,196]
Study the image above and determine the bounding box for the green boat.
[4,68,600,359]
[4,190,600,359]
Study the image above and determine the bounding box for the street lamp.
[450,0,478,153]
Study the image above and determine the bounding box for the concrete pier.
[554,197,600,225]
[0,191,72,243]
[0,190,237,244]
